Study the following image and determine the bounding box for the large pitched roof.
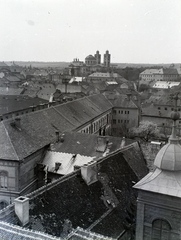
[0,141,147,239]
[88,72,121,78]
[0,94,113,160]
[0,95,47,116]
[27,148,144,238]
[111,95,138,109]
[52,132,138,159]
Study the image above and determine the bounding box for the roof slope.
[27,149,139,238]
[0,94,113,160]
[53,132,139,159]
[0,221,62,240]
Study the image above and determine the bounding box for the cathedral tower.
[104,50,111,67]
[94,50,101,65]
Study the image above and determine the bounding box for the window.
[127,111,129,114]
[151,219,171,240]
[125,111,127,114]
[113,119,116,124]
[0,171,8,189]
[165,108,167,110]
[113,110,116,114]
[118,120,120,123]
[121,110,123,114]
[0,201,8,210]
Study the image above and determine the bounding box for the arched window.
[0,201,8,210]
[0,171,8,189]
[152,219,171,240]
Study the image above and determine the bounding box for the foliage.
[129,121,162,142]
[138,84,150,92]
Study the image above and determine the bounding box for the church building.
[134,95,181,240]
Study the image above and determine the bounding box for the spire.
[154,93,181,171]
[169,94,180,143]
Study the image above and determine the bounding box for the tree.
[129,121,162,142]
[138,84,150,92]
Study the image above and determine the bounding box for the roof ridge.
[0,221,61,239]
[2,122,20,160]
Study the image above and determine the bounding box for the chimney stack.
[14,196,29,226]
[55,131,60,142]
[15,118,21,130]
[81,160,98,185]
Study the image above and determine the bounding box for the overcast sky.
[0,0,181,63]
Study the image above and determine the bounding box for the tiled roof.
[0,87,23,95]
[52,132,136,159]
[56,84,81,93]
[27,148,142,238]
[0,221,61,240]
[87,94,113,111]
[163,68,178,75]
[0,94,113,160]
[111,95,138,109]
[68,227,115,240]
[1,108,75,160]
[153,81,180,89]
[43,151,93,175]
[0,95,47,115]
[5,76,21,82]
[88,72,121,78]
[140,69,161,75]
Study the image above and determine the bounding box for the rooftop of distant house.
[0,95,48,116]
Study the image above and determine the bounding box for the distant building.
[69,50,112,77]
[139,68,181,86]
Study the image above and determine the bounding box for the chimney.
[55,162,61,172]
[81,160,98,185]
[55,131,60,142]
[14,196,29,226]
[120,137,126,148]
[15,118,21,130]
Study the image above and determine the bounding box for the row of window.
[113,110,129,114]
[81,114,110,134]
[113,119,129,124]
[158,107,181,111]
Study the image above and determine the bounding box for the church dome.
[85,55,96,60]
[154,141,181,171]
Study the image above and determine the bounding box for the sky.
[0,0,181,63]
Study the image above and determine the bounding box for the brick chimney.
[14,196,29,226]
[81,160,98,185]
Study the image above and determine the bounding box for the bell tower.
[134,94,181,240]
[104,50,111,67]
